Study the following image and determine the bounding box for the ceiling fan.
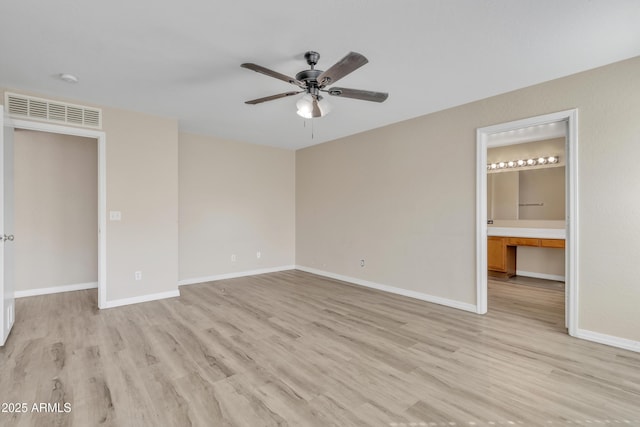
[241,51,388,118]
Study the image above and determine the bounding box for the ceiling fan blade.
[326,87,389,103]
[241,63,303,87]
[245,91,302,105]
[317,52,368,87]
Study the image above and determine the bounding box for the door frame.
[8,118,107,309]
[476,109,578,336]
[1,106,16,345]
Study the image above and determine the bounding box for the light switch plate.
[109,211,122,221]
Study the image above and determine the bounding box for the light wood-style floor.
[1,271,639,426]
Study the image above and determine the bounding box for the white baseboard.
[516,270,565,282]
[295,265,477,313]
[178,265,296,286]
[574,328,640,353]
[15,282,98,298]
[102,289,180,309]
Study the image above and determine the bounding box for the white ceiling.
[1,1,639,150]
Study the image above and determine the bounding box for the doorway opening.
[14,129,98,299]
[9,118,106,308]
[476,110,578,336]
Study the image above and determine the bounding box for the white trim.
[566,109,579,337]
[7,118,108,309]
[8,118,104,139]
[0,107,10,346]
[295,265,477,313]
[476,127,489,314]
[515,271,565,282]
[178,265,296,286]
[488,227,565,239]
[101,289,180,309]
[15,282,98,298]
[477,109,579,332]
[575,329,640,353]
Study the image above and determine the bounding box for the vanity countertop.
[487,227,565,239]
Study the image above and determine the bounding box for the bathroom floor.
[496,274,565,291]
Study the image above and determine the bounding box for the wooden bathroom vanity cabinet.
[488,233,565,278]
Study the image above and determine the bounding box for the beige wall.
[178,133,295,280]
[296,116,478,305]
[14,130,97,291]
[102,107,179,302]
[297,56,640,342]
[517,246,565,278]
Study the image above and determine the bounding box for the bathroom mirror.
[487,167,565,220]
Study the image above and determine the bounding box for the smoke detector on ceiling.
[58,73,79,84]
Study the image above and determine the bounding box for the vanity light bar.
[487,155,559,171]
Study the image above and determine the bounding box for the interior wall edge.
[14,282,98,298]
[178,265,296,286]
[101,289,181,309]
[574,328,640,354]
[515,270,565,282]
[295,265,478,313]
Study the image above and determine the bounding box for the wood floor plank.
[1,271,640,426]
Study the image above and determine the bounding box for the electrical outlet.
[231,254,237,262]
[256,251,261,259]
[360,259,365,267]
[135,271,142,281]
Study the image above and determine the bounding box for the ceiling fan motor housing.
[295,69,323,96]
[297,51,325,97]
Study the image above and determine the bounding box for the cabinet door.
[487,237,505,271]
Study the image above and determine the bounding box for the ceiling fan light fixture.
[296,94,331,118]
[296,94,314,118]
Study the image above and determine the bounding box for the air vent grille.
[84,109,100,127]
[67,106,83,124]
[48,103,66,121]
[4,92,102,129]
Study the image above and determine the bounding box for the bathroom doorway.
[476,110,578,336]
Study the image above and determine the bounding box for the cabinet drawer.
[540,238,565,248]
[506,237,539,247]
